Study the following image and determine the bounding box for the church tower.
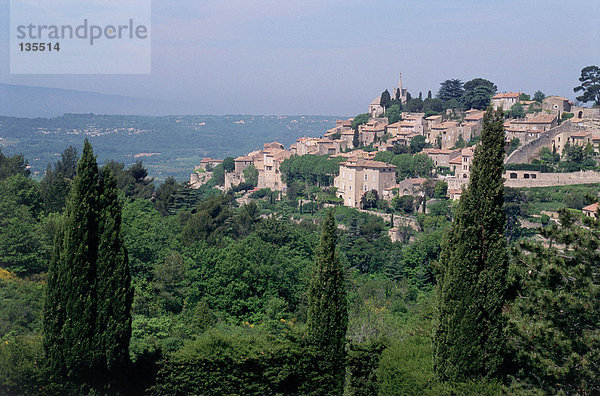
[396,72,407,104]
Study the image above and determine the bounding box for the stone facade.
[491,92,520,111]
[542,96,572,115]
[334,158,396,208]
[422,148,461,168]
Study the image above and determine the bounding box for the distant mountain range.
[0,83,200,117]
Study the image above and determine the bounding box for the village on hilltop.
[190,73,600,211]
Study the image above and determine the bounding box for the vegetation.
[1,131,599,394]
[44,140,133,393]
[434,109,508,381]
[574,65,600,105]
[307,210,348,394]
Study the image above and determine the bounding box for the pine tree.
[45,139,101,387]
[96,168,133,389]
[44,140,132,392]
[307,209,348,394]
[508,210,600,394]
[433,108,508,381]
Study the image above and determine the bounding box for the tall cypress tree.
[96,168,133,388]
[307,209,348,394]
[433,108,508,381]
[44,140,132,391]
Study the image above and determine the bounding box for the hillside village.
[190,73,600,211]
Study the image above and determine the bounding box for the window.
[364,174,368,181]
[510,173,518,179]
[531,174,536,179]
[342,172,345,179]
[349,174,352,181]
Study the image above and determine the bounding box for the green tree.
[434,108,508,381]
[44,140,132,392]
[44,139,101,389]
[222,156,235,172]
[40,146,78,213]
[385,104,402,124]
[96,168,133,388]
[508,210,600,394]
[353,128,360,148]
[533,90,545,102]
[360,189,379,209]
[243,164,259,187]
[307,209,348,395]
[0,149,30,180]
[461,78,497,110]
[437,79,464,102]
[574,65,600,105]
[410,135,429,154]
[380,89,391,109]
[351,113,370,131]
[508,103,525,119]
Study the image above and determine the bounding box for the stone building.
[333,158,396,208]
[359,118,388,146]
[422,148,461,168]
[542,96,572,116]
[583,202,599,218]
[491,92,521,110]
[291,137,344,156]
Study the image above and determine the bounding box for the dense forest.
[0,110,599,395]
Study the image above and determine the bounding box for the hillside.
[0,113,339,180]
[0,83,200,118]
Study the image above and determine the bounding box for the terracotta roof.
[493,92,520,99]
[403,177,427,184]
[235,156,253,162]
[422,148,460,155]
[200,157,222,163]
[519,113,556,124]
[582,202,599,212]
[449,157,462,165]
[432,121,459,129]
[569,131,592,138]
[462,147,475,156]
[341,158,396,169]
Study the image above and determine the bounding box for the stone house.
[491,92,521,111]
[197,157,223,171]
[369,97,385,118]
[422,148,461,168]
[291,137,344,156]
[582,202,599,218]
[333,158,396,208]
[397,177,427,196]
[432,121,461,149]
[359,119,389,146]
[542,96,572,116]
[509,113,557,132]
[425,114,443,144]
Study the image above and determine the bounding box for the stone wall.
[504,170,600,188]
[505,121,582,164]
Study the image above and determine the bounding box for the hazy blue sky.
[1,0,598,115]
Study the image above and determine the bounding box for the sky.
[1,0,599,115]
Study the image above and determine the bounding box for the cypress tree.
[307,209,348,394]
[433,108,508,381]
[96,168,133,389]
[44,140,132,392]
[45,139,101,387]
[353,127,360,148]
